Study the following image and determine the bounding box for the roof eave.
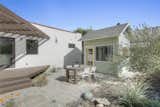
[81,35,119,41]
[120,23,130,35]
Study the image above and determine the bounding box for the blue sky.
[0,0,159,31]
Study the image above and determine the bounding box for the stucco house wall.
[15,36,26,60]
[0,32,46,68]
[15,24,82,68]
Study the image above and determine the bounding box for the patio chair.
[66,65,72,68]
[89,66,96,78]
[79,67,90,79]
[73,64,80,68]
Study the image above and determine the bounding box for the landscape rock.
[119,67,141,79]
[96,103,104,107]
[81,91,94,101]
[95,98,110,106]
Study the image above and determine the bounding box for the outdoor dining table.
[64,67,81,84]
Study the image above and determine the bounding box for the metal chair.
[73,64,79,68]
[90,66,96,78]
[79,67,90,79]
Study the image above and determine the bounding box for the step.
[0,76,28,83]
[0,65,49,82]
[0,72,28,82]
[0,78,31,88]
[0,80,32,94]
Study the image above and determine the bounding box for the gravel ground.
[0,70,98,107]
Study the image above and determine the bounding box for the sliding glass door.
[0,37,15,68]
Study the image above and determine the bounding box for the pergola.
[0,4,49,39]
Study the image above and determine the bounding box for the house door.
[86,48,94,66]
[0,37,15,68]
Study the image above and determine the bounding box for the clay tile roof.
[0,4,49,38]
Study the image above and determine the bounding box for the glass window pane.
[68,43,75,48]
[96,45,113,61]
[0,38,13,54]
[26,40,38,54]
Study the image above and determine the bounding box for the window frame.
[95,45,113,62]
[26,39,38,55]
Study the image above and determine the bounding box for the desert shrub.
[127,26,160,73]
[108,54,128,76]
[119,81,160,107]
[44,65,56,73]
[43,66,56,76]
[66,100,81,107]
[47,66,56,73]
[146,99,160,107]
[126,26,160,100]
[147,70,160,99]
[66,100,94,107]
[119,25,160,106]
[130,46,150,72]
[4,99,17,107]
[32,74,48,87]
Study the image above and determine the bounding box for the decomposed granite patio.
[0,69,98,107]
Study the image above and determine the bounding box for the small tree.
[126,25,160,73]
[74,27,92,64]
[74,28,92,36]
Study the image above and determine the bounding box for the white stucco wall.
[15,24,82,68]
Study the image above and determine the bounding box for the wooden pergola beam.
[0,23,27,30]
[0,11,21,24]
[2,31,38,37]
[0,5,49,38]
[0,29,30,32]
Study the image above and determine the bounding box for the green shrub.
[32,74,48,87]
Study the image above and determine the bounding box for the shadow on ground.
[56,76,66,82]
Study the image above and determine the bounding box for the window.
[26,40,38,54]
[96,45,113,61]
[68,43,75,48]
